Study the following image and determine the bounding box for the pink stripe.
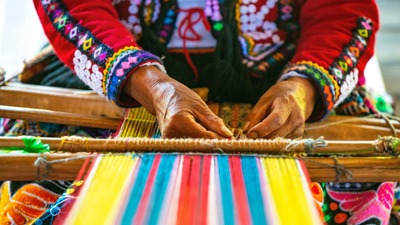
[198,156,211,225]
[229,156,252,225]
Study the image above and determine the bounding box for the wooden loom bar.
[0,83,124,118]
[3,83,399,128]
[1,104,399,140]
[1,136,398,155]
[2,82,400,140]
[0,105,121,129]
[0,153,399,182]
[0,83,208,118]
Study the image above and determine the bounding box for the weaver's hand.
[244,77,317,139]
[123,66,233,139]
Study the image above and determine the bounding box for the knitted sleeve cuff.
[102,47,165,107]
[281,61,339,121]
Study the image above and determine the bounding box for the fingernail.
[220,126,233,137]
[243,121,250,132]
[248,132,258,139]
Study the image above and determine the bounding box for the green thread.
[22,137,50,153]
[392,137,400,154]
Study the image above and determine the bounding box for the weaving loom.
[2,87,400,224]
[0,105,323,224]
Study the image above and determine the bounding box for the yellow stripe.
[65,155,138,225]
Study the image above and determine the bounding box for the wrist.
[123,66,171,113]
[286,76,318,117]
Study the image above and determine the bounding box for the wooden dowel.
[1,136,398,155]
[0,105,121,129]
[1,153,399,182]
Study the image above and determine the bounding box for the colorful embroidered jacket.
[33,0,379,121]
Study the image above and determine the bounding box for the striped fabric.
[59,154,322,225]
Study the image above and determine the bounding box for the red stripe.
[198,155,211,225]
[229,156,252,225]
[298,159,312,183]
[133,154,162,224]
[176,155,196,225]
[187,156,202,224]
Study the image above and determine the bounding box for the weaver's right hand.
[123,66,233,139]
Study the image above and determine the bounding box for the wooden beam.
[0,153,398,182]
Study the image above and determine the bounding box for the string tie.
[177,7,211,81]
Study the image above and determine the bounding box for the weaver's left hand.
[244,77,317,139]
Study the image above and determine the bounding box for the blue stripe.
[147,155,176,225]
[121,154,155,224]
[217,155,235,225]
[241,156,268,224]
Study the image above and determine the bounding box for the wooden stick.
[322,115,400,130]
[1,153,399,182]
[0,105,121,129]
[2,103,399,140]
[304,123,400,140]
[1,136,398,155]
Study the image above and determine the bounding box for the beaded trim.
[73,50,104,96]
[40,0,113,67]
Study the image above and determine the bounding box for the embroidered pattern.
[283,61,338,111]
[40,0,113,67]
[238,0,284,61]
[329,17,373,106]
[326,182,394,225]
[333,69,358,108]
[104,46,163,103]
[236,0,298,77]
[0,183,62,225]
[283,17,373,116]
[335,85,373,116]
[41,0,164,104]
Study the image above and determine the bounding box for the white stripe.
[165,155,184,225]
[207,156,220,225]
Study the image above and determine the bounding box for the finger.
[243,101,271,133]
[261,120,302,139]
[263,113,305,139]
[285,124,304,139]
[194,107,233,138]
[247,99,291,139]
[162,114,225,139]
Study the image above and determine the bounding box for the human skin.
[123,66,316,139]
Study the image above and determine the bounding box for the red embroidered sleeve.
[33,0,164,106]
[282,0,379,121]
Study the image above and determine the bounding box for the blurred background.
[0,0,399,114]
